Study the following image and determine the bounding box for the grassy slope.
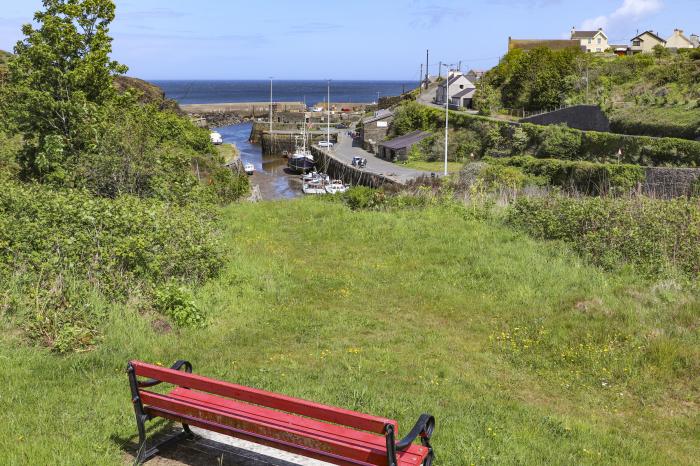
[1,200,698,465]
[398,160,464,173]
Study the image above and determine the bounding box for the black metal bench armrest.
[137,360,192,388]
[396,413,435,450]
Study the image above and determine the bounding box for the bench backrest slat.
[131,361,396,435]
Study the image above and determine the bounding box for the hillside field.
[1,199,697,465]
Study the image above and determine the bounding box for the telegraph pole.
[420,64,423,90]
[425,49,429,85]
[269,77,273,134]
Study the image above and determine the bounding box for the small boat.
[210,131,223,145]
[287,123,315,174]
[325,180,348,194]
[302,181,327,195]
[244,163,255,175]
[302,171,329,183]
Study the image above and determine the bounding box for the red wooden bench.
[127,360,435,466]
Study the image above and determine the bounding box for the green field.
[1,199,698,465]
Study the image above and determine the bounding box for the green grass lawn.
[1,199,698,465]
[398,160,464,173]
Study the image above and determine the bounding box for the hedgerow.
[506,195,700,280]
[484,156,646,194]
[391,101,700,166]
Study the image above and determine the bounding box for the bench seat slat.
[131,361,395,434]
[169,387,428,462]
[140,390,427,466]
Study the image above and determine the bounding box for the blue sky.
[0,0,698,80]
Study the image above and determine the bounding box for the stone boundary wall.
[520,105,611,132]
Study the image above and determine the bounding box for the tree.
[4,0,127,183]
[473,81,500,116]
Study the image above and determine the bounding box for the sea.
[154,80,414,105]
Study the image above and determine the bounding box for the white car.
[318,141,334,148]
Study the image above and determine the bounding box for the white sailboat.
[288,115,315,173]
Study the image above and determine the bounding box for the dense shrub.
[154,283,206,328]
[507,196,700,279]
[0,179,222,350]
[485,156,646,194]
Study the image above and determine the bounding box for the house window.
[597,38,601,44]
[588,39,592,44]
[596,48,601,52]
[633,40,641,46]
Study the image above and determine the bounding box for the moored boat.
[302,181,327,195]
[244,163,255,175]
[325,179,348,194]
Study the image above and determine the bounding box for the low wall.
[311,147,403,189]
[520,105,610,132]
[643,167,700,198]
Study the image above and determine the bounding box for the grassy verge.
[1,199,698,465]
[399,160,464,173]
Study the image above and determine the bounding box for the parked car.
[335,123,349,129]
[351,156,367,169]
[318,141,334,148]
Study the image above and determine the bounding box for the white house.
[436,72,476,108]
[571,27,609,53]
[666,29,696,49]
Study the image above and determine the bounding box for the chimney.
[691,34,699,47]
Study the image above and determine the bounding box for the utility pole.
[458,60,462,72]
[327,79,331,150]
[425,49,429,85]
[420,64,423,91]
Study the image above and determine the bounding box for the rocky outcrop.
[113,76,180,112]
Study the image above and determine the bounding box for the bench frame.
[127,360,435,465]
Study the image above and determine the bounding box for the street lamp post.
[442,63,455,177]
[327,79,331,150]
[269,77,273,134]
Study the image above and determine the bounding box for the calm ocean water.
[153,80,415,105]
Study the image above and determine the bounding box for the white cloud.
[581,0,663,31]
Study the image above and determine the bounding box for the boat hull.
[288,157,315,174]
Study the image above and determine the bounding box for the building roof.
[452,88,476,99]
[378,130,432,150]
[509,38,583,51]
[440,74,475,90]
[362,109,393,124]
[571,29,607,39]
[632,31,666,43]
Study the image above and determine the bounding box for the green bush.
[0,178,222,350]
[154,283,206,328]
[485,156,646,194]
[507,195,700,279]
[535,124,582,159]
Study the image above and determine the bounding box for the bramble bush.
[484,156,646,194]
[154,283,206,328]
[506,195,700,280]
[0,178,222,351]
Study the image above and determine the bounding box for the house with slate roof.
[570,27,609,53]
[666,29,696,50]
[359,109,394,152]
[630,31,666,53]
[435,72,476,108]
